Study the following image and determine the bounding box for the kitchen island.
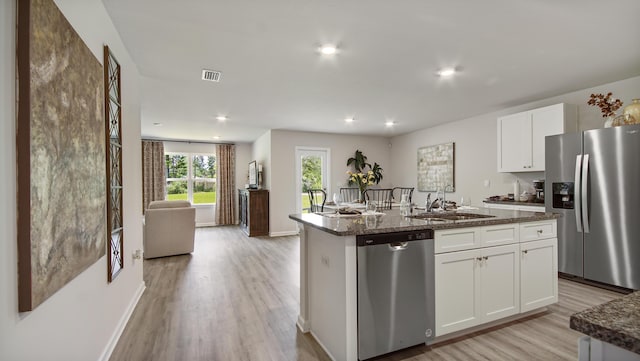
[289,208,560,361]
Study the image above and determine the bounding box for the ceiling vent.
[201,69,222,82]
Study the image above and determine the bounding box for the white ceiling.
[102,0,640,143]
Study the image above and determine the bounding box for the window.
[165,152,216,204]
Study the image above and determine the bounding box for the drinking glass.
[460,196,471,207]
[365,200,377,213]
[333,193,342,207]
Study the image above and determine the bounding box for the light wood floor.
[109,226,622,361]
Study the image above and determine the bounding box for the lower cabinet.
[435,244,520,336]
[434,221,558,337]
[520,238,558,312]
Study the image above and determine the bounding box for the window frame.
[165,152,217,205]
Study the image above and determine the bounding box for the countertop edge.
[569,292,640,355]
[289,211,559,236]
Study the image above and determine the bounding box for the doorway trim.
[295,147,331,214]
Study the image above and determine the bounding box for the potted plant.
[346,150,384,201]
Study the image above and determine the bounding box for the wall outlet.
[132,249,143,260]
[483,179,490,188]
[321,255,330,267]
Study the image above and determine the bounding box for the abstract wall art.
[417,142,455,192]
[17,0,106,311]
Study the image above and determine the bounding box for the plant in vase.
[346,150,383,202]
[588,92,623,127]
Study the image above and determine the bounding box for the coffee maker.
[533,180,545,203]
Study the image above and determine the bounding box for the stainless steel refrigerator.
[545,124,640,290]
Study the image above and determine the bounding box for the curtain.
[142,141,166,213]
[215,144,236,225]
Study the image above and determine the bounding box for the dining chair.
[364,188,393,210]
[340,187,361,203]
[307,189,326,212]
[392,187,414,203]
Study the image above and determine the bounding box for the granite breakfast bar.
[289,208,560,361]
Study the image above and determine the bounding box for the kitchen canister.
[513,180,520,201]
[623,99,640,124]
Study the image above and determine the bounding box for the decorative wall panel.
[105,45,124,282]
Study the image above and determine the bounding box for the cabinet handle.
[483,256,488,261]
[476,257,483,261]
[537,229,543,234]
[522,250,528,254]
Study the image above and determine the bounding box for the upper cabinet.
[497,103,577,172]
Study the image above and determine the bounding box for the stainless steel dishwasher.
[357,229,435,360]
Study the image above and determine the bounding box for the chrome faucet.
[441,184,454,211]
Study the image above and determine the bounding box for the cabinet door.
[479,244,520,322]
[530,104,565,171]
[521,238,558,312]
[435,249,481,336]
[497,112,530,172]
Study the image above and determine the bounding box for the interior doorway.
[295,147,330,213]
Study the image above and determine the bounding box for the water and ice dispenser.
[552,182,574,209]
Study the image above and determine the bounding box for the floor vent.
[202,69,222,82]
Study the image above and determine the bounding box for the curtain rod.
[141,137,235,145]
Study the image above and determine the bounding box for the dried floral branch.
[588,92,623,118]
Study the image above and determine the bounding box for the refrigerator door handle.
[581,154,590,233]
[574,154,583,232]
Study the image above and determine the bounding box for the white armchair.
[143,200,196,259]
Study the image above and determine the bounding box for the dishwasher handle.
[388,242,408,251]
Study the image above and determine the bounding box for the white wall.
[389,76,640,209]
[268,130,391,235]
[0,1,144,360]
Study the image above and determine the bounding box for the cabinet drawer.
[481,224,519,247]
[520,220,556,242]
[435,228,480,254]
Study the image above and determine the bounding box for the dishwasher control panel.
[356,229,434,246]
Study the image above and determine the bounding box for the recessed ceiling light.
[345,117,355,123]
[212,136,221,140]
[385,121,395,127]
[216,115,228,121]
[437,67,457,77]
[319,45,337,55]
[153,122,162,126]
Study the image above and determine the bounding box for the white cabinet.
[520,220,557,242]
[435,249,481,335]
[497,103,576,172]
[479,244,520,323]
[520,238,558,312]
[435,220,558,337]
[435,243,520,336]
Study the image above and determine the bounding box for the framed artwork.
[16,0,106,311]
[417,142,455,192]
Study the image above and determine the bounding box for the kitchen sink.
[409,212,496,221]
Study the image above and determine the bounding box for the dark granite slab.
[570,291,640,355]
[289,208,559,236]
[484,200,545,207]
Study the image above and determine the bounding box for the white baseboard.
[297,315,310,333]
[196,222,216,227]
[310,330,338,361]
[270,230,299,237]
[98,281,146,361]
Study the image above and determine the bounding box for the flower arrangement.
[588,92,623,118]
[346,150,383,201]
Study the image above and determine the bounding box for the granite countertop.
[483,199,545,206]
[570,291,640,355]
[289,207,559,236]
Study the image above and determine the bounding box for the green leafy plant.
[346,150,383,199]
